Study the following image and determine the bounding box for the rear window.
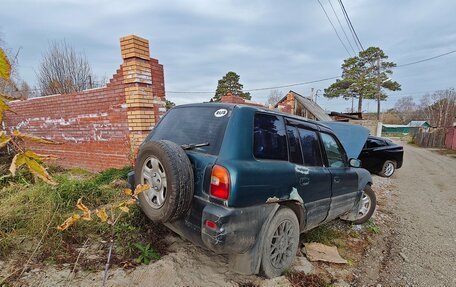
[367,138,387,148]
[148,106,230,155]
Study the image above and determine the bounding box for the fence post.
[120,35,166,155]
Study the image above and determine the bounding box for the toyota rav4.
[128,103,375,278]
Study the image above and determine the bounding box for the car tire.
[379,160,396,177]
[352,185,376,225]
[260,207,300,278]
[135,140,194,223]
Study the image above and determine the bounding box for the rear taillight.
[210,165,230,200]
[205,220,217,230]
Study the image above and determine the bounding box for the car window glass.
[286,126,303,164]
[367,138,386,148]
[297,128,323,166]
[321,133,345,168]
[149,106,230,155]
[253,113,288,161]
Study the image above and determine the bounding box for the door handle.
[334,176,341,183]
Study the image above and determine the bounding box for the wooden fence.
[414,128,447,148]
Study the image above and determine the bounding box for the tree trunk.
[358,94,363,113]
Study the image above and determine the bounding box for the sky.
[1,0,455,112]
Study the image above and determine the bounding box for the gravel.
[355,142,456,287]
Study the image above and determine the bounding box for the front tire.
[260,208,300,278]
[352,185,376,224]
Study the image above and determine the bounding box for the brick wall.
[4,35,166,172]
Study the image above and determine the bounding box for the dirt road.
[356,143,456,287]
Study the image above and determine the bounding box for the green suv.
[128,103,375,278]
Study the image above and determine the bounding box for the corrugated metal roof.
[382,124,409,128]
[289,91,332,121]
[408,121,429,127]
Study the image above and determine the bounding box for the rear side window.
[367,138,387,148]
[287,126,303,164]
[149,106,230,155]
[253,113,288,161]
[298,128,323,166]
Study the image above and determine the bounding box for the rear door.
[359,137,387,171]
[319,131,358,221]
[286,121,332,230]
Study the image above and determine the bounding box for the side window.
[286,126,303,164]
[320,133,346,168]
[367,138,386,148]
[298,128,323,166]
[253,113,288,161]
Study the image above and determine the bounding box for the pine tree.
[324,47,401,113]
[212,71,251,102]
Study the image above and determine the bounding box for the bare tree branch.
[36,40,96,96]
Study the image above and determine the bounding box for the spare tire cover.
[134,140,194,222]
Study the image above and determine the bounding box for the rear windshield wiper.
[181,142,210,150]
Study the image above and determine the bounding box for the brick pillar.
[286,92,296,115]
[120,35,166,153]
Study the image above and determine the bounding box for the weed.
[0,166,169,271]
[286,271,327,287]
[366,219,380,234]
[133,243,160,265]
[0,232,15,258]
[302,223,343,246]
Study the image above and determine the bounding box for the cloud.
[0,0,455,111]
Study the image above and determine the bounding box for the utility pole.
[376,55,381,120]
[351,92,354,113]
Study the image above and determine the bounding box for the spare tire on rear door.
[134,140,194,223]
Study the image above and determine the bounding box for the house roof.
[382,124,409,128]
[407,121,429,127]
[275,90,332,121]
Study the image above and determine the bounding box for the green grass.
[302,223,344,246]
[0,165,169,273]
[366,219,381,234]
[434,148,456,158]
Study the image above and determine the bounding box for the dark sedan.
[358,136,404,177]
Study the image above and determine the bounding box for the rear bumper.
[200,202,276,254]
[396,158,403,169]
[128,170,275,254]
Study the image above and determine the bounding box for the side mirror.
[349,158,361,168]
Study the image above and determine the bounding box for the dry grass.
[0,165,170,283]
[286,272,327,287]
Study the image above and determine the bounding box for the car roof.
[368,135,387,141]
[174,103,329,129]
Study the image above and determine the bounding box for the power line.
[316,0,353,57]
[245,76,340,91]
[397,49,456,67]
[338,0,364,51]
[167,47,456,94]
[13,49,456,96]
[327,0,357,55]
[166,76,340,94]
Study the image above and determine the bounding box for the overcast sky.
[1,0,455,112]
